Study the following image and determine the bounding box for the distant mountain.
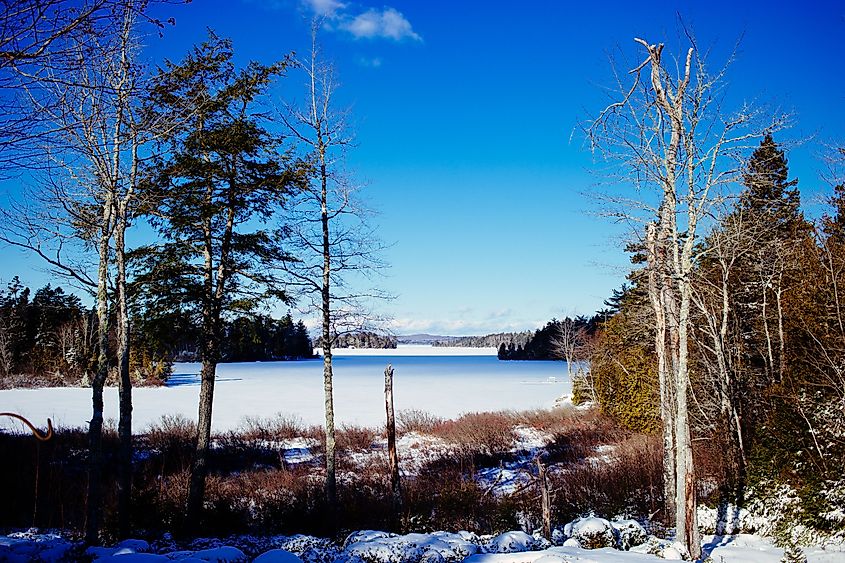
[397,333,458,345]
[397,332,532,348]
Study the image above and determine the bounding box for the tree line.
[496,317,600,361]
[0,274,313,385]
[433,331,533,349]
[316,330,397,349]
[0,1,383,542]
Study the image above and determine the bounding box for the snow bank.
[253,550,304,563]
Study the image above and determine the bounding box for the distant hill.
[396,332,534,348]
[397,333,458,345]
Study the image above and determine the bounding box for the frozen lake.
[0,347,571,432]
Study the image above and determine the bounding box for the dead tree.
[588,32,784,558]
[384,364,402,528]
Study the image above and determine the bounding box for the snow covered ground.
[3,529,843,563]
[0,348,569,432]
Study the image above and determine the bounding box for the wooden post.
[384,364,402,528]
[536,456,551,540]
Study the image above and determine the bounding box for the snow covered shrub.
[611,519,647,550]
[343,531,480,563]
[780,542,808,563]
[570,372,594,406]
[0,531,81,562]
[563,517,616,549]
[628,536,674,557]
[484,531,539,553]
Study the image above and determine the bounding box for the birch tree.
[281,25,388,527]
[588,34,783,558]
[0,0,177,541]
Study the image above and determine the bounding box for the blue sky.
[3,0,845,335]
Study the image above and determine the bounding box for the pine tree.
[133,33,305,528]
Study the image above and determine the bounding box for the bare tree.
[588,32,783,558]
[0,0,113,170]
[551,317,585,379]
[0,0,154,542]
[0,315,14,376]
[281,23,389,526]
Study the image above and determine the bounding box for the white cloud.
[295,1,422,43]
[341,7,421,41]
[389,311,545,337]
[300,0,346,16]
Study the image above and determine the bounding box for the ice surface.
[0,349,570,432]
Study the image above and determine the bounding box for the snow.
[322,346,498,356]
[253,550,304,563]
[3,529,845,563]
[343,531,481,562]
[484,532,540,554]
[0,353,569,432]
[279,438,319,465]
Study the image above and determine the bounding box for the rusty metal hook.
[0,412,54,441]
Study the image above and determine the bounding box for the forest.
[574,135,845,556]
[0,276,313,388]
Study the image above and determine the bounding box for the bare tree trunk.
[775,272,785,384]
[85,198,112,546]
[187,355,216,527]
[537,457,551,541]
[675,283,700,559]
[647,222,677,522]
[761,276,775,382]
[114,203,132,538]
[384,364,401,529]
[319,145,338,530]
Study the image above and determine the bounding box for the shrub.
[431,411,517,457]
[337,425,378,452]
[397,409,444,435]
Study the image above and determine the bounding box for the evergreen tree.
[133,33,305,527]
